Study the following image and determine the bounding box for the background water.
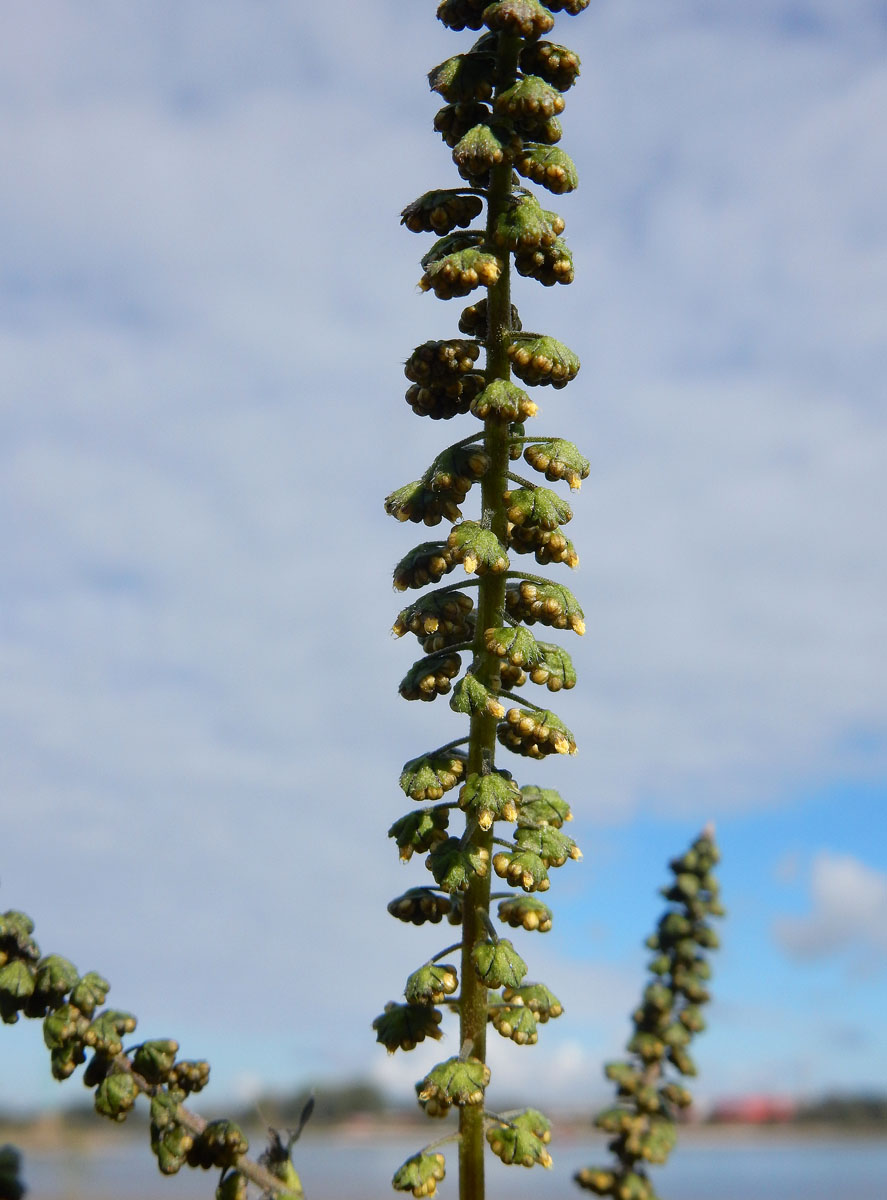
[18,1133,887,1200]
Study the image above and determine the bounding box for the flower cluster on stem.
[377,5,590,1200]
[574,828,724,1200]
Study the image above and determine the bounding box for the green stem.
[458,30,523,1200]
[505,471,538,489]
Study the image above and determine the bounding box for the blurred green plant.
[575,828,724,1200]
[0,908,308,1200]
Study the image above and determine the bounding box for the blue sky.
[1,1,886,1113]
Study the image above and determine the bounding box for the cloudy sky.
[2,0,886,1117]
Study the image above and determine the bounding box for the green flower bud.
[492,194,564,251]
[393,1151,446,1198]
[187,1120,249,1171]
[83,1050,113,1088]
[150,1092,182,1132]
[604,1061,641,1092]
[527,642,576,690]
[634,1085,663,1113]
[94,1070,139,1122]
[166,1060,208,1099]
[471,378,538,422]
[426,838,490,892]
[661,1081,693,1109]
[0,960,35,1024]
[508,334,580,388]
[647,953,671,975]
[458,297,522,337]
[393,543,454,591]
[131,1039,179,1085]
[574,1166,617,1195]
[667,1045,697,1076]
[393,591,474,642]
[400,750,467,801]
[472,938,527,989]
[484,626,542,666]
[399,652,462,702]
[661,1022,691,1049]
[84,1009,137,1057]
[489,1003,538,1045]
[70,971,111,1018]
[429,52,495,104]
[50,1040,87,1081]
[498,895,553,932]
[637,1116,677,1165]
[642,983,673,1013]
[595,1107,635,1135]
[388,809,450,861]
[32,955,79,1009]
[459,771,521,828]
[520,40,582,91]
[514,237,574,286]
[499,660,528,689]
[483,0,555,39]
[385,480,462,526]
[447,522,509,574]
[437,0,487,33]
[43,1003,86,1051]
[524,438,590,489]
[515,824,580,867]
[0,911,38,962]
[405,963,458,1005]
[517,784,572,826]
[416,1056,490,1114]
[659,912,692,939]
[405,338,481,387]
[388,888,453,926]
[406,375,485,420]
[678,1005,706,1034]
[515,144,579,194]
[217,1170,249,1200]
[498,706,577,757]
[693,923,720,950]
[505,578,585,633]
[502,982,563,1021]
[508,523,579,568]
[546,0,591,12]
[374,1002,444,1053]
[506,487,573,530]
[402,190,485,236]
[496,75,565,126]
[152,1121,193,1176]
[492,848,550,892]
[429,443,491,494]
[671,968,710,1005]
[615,1172,654,1200]
[486,1108,553,1166]
[627,1031,665,1064]
[420,245,502,299]
[433,101,494,152]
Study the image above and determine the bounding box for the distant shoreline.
[3,1114,885,1155]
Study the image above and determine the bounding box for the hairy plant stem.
[112,1055,292,1196]
[457,31,522,1200]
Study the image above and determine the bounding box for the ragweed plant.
[376,3,590,1199]
[0,908,308,1200]
[575,828,724,1200]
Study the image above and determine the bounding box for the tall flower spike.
[381,5,589,1200]
[575,829,724,1200]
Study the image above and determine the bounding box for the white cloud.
[774,852,887,962]
[0,0,886,1106]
